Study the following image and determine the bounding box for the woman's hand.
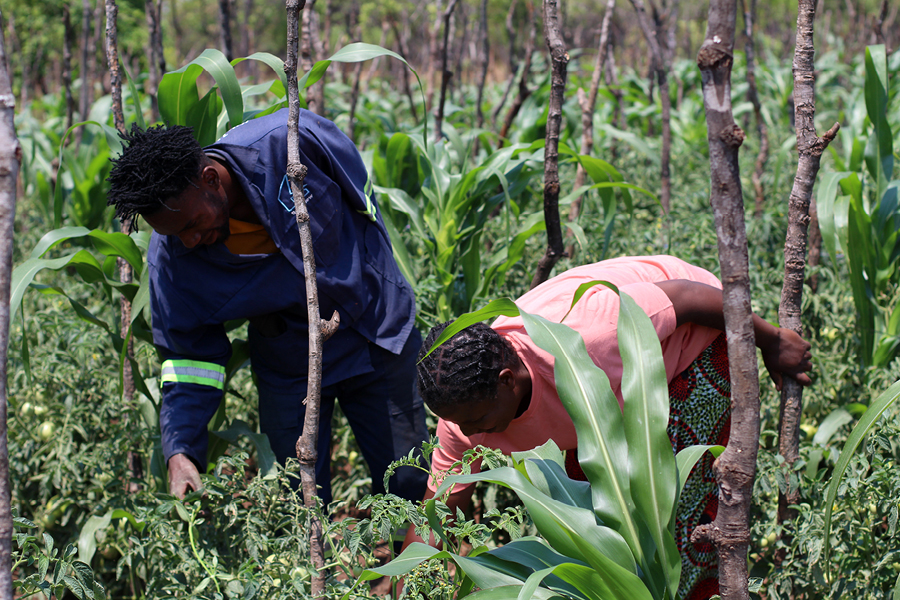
[758,327,813,390]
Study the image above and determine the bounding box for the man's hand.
[168,453,202,499]
[758,326,813,391]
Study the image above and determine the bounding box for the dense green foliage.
[6,34,900,600]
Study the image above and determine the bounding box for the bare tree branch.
[531,0,568,289]
[433,0,461,143]
[777,0,840,526]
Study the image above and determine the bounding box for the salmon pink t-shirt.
[428,255,723,492]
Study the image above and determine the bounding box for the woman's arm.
[653,279,813,390]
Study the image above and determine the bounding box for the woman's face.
[432,368,529,437]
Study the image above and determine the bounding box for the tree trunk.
[739,0,769,218]
[219,0,234,61]
[301,0,325,116]
[63,5,75,131]
[240,0,257,80]
[566,0,614,259]
[0,13,20,599]
[692,2,758,599]
[606,40,624,159]
[530,0,568,289]
[433,0,461,143]
[475,0,489,128]
[776,0,840,527]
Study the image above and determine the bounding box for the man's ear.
[201,164,220,188]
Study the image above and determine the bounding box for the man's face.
[144,173,231,248]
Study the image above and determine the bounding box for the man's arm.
[653,279,813,390]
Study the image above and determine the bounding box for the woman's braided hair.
[417,321,517,413]
[106,123,206,230]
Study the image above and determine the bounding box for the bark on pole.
[63,5,75,131]
[474,0,489,129]
[566,0,615,259]
[79,0,95,124]
[106,0,142,493]
[0,11,20,599]
[776,0,840,525]
[219,0,234,61]
[530,0,568,289]
[285,0,339,594]
[692,1,758,598]
[300,0,325,116]
[433,0,461,143]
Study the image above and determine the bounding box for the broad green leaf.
[674,445,725,498]
[30,226,92,259]
[77,514,112,563]
[88,230,144,276]
[11,250,107,324]
[436,467,638,575]
[812,408,854,446]
[464,586,561,600]
[816,172,852,261]
[823,378,900,575]
[158,63,203,126]
[617,292,679,598]
[188,88,224,147]
[232,52,288,98]
[190,49,243,129]
[518,312,637,544]
[863,45,893,197]
[519,458,592,510]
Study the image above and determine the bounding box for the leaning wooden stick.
[284,0,340,595]
[777,0,839,525]
[694,1,758,598]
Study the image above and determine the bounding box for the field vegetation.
[1,0,899,598]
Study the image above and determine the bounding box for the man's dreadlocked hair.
[106,123,206,230]
[417,321,517,413]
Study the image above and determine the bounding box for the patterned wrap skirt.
[564,333,731,600]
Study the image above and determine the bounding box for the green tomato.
[19,402,33,418]
[891,563,900,573]
[39,421,56,441]
[766,532,778,545]
[32,405,48,417]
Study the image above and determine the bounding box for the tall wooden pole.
[285,0,339,594]
[693,1,758,598]
[0,9,20,599]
